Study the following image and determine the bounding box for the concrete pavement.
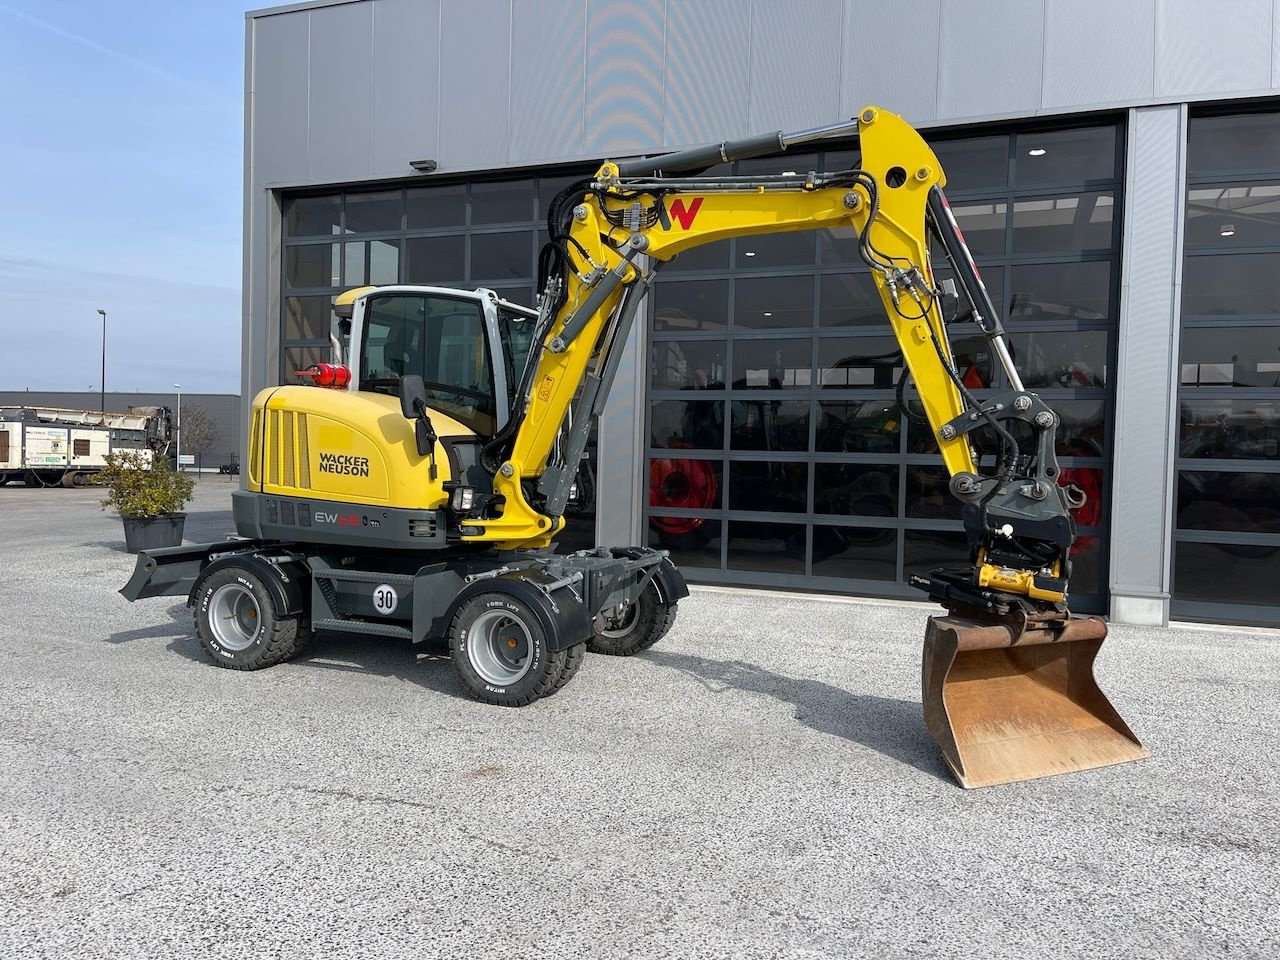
[1,481,1276,959]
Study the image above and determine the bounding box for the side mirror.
[399,375,427,419]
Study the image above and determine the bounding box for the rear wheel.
[589,581,677,656]
[193,566,305,670]
[449,593,565,706]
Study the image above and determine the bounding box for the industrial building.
[243,0,1280,627]
[0,392,242,471]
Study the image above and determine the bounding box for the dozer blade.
[922,611,1148,788]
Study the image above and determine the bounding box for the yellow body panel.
[248,385,467,510]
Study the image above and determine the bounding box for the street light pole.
[96,309,107,412]
[174,383,182,470]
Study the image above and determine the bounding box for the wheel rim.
[596,588,645,638]
[208,583,262,651]
[468,610,533,685]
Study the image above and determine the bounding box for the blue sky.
[0,1,248,394]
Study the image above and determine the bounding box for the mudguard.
[192,551,309,618]
[649,556,689,605]
[450,569,592,653]
[608,547,690,605]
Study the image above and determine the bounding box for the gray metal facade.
[246,0,1280,626]
[1109,105,1187,627]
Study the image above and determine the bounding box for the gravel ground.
[1,480,1276,959]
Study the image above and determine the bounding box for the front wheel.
[449,593,568,706]
[589,581,678,656]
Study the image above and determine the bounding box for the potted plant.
[100,450,195,553]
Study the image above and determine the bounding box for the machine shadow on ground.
[285,631,466,700]
[101,592,946,778]
[643,650,949,782]
[105,601,192,645]
[105,602,469,701]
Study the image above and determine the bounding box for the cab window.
[360,293,497,435]
[498,306,536,392]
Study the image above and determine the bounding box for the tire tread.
[546,643,586,696]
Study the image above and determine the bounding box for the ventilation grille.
[297,414,310,488]
[268,409,280,486]
[264,409,311,490]
[0,430,9,463]
[282,410,295,487]
[248,409,262,486]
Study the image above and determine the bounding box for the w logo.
[660,197,704,230]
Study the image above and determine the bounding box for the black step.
[312,618,413,640]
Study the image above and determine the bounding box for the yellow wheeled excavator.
[122,106,1146,787]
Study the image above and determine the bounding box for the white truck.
[0,405,172,487]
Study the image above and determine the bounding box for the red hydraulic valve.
[295,363,351,388]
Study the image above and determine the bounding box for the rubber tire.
[588,582,678,656]
[449,593,564,707]
[545,642,586,697]
[193,566,305,670]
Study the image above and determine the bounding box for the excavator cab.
[333,285,539,440]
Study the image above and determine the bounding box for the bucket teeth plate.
[922,612,1148,788]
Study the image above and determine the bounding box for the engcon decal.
[318,452,371,477]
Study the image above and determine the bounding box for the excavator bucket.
[922,611,1148,788]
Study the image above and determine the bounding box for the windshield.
[360,292,497,436]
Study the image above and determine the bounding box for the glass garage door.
[1174,110,1280,624]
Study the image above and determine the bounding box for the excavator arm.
[471,105,1147,788]
[473,107,1075,615]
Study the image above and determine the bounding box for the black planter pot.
[121,513,186,554]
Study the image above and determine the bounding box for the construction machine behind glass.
[122,107,1146,788]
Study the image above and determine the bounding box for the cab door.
[354,289,501,438]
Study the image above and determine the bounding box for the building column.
[1107,104,1188,626]
[595,293,648,548]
